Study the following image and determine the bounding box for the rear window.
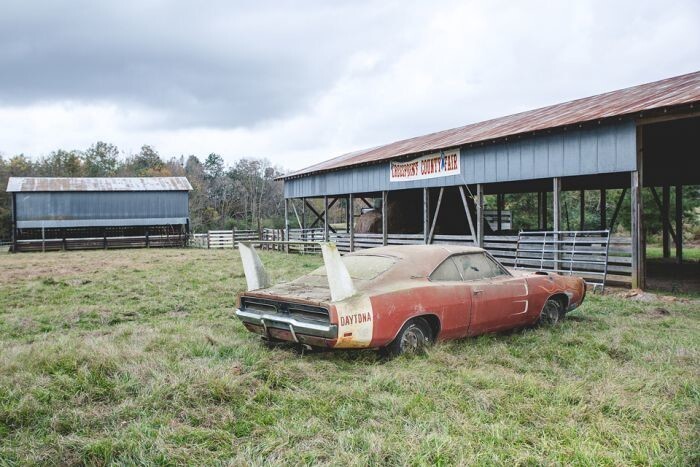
[309,255,396,280]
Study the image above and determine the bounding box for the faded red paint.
[236,245,586,350]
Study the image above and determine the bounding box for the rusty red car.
[235,243,586,355]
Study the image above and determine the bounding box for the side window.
[453,253,507,281]
[430,257,462,281]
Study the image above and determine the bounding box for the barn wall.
[15,191,189,228]
[285,120,636,198]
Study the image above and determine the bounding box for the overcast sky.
[1,0,698,171]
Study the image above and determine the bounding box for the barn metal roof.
[283,71,700,179]
[6,177,193,192]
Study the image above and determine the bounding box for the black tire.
[383,317,433,357]
[538,298,564,326]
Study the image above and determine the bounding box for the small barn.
[280,72,700,289]
[7,177,192,251]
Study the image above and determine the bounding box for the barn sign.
[389,149,460,182]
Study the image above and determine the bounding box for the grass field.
[1,248,698,465]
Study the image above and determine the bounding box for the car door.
[452,253,530,334]
[427,256,472,338]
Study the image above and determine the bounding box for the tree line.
[0,142,286,239]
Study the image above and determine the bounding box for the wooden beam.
[649,186,677,245]
[381,191,388,246]
[346,196,351,233]
[662,186,670,258]
[579,190,585,230]
[496,193,503,231]
[291,199,303,229]
[323,195,329,241]
[308,198,338,232]
[349,193,355,252]
[631,125,645,289]
[428,187,444,244]
[600,189,606,230]
[304,199,323,225]
[301,197,306,230]
[553,178,562,268]
[458,186,477,245]
[284,198,290,253]
[476,184,484,247]
[360,198,373,209]
[676,185,683,264]
[423,188,430,244]
[609,188,627,233]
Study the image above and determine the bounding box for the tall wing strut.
[238,242,270,291]
[321,243,356,302]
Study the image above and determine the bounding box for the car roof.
[347,244,485,277]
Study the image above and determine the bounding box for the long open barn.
[280,72,700,289]
[7,177,192,252]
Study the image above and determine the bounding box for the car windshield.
[309,255,397,280]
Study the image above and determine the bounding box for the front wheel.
[538,298,564,326]
[383,317,433,357]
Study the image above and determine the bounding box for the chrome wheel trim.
[541,300,560,325]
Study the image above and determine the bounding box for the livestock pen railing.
[195,227,632,286]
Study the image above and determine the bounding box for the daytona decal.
[334,296,373,348]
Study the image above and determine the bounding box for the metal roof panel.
[6,177,193,192]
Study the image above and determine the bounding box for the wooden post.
[600,189,606,230]
[207,230,210,249]
[676,185,683,264]
[538,191,548,229]
[284,198,290,253]
[553,178,562,271]
[349,193,355,252]
[428,187,444,244]
[476,184,484,248]
[662,186,670,258]
[579,190,585,230]
[631,126,645,289]
[103,228,107,250]
[323,195,329,242]
[146,229,150,248]
[496,193,503,232]
[423,188,430,244]
[41,226,45,253]
[301,197,306,230]
[11,193,17,253]
[346,196,350,233]
[382,191,388,246]
[458,186,477,245]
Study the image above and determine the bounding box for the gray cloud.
[0,0,421,128]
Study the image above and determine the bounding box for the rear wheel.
[383,317,433,357]
[538,298,564,326]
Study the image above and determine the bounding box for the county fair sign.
[389,149,460,182]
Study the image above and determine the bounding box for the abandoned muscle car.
[235,243,586,355]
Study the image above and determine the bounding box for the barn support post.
[579,190,585,230]
[349,193,355,252]
[538,191,548,229]
[423,188,430,244]
[323,195,329,242]
[675,185,683,264]
[662,186,670,258]
[428,187,444,244]
[11,193,17,253]
[600,189,606,229]
[301,197,306,231]
[346,196,350,233]
[496,193,503,231]
[553,178,562,268]
[146,229,150,248]
[41,226,45,253]
[631,126,645,289]
[381,191,388,246]
[476,184,484,248]
[458,186,477,245]
[284,198,290,253]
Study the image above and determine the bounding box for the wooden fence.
[191,229,259,249]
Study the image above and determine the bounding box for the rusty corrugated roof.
[283,71,700,179]
[6,177,193,192]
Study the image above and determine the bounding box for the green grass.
[1,248,698,465]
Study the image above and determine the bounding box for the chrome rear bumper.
[235,309,338,342]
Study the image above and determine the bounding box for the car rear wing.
[238,241,356,302]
